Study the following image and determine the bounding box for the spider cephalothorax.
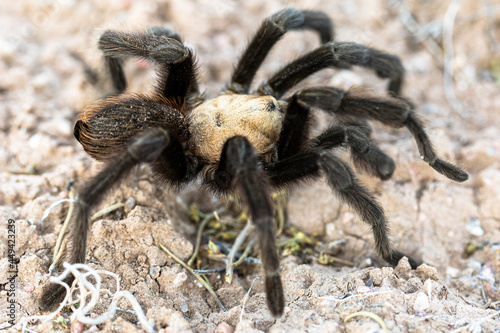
[41,8,468,317]
[188,94,286,165]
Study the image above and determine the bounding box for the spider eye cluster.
[267,102,276,112]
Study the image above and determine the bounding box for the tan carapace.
[188,94,287,164]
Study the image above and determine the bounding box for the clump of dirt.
[1,0,499,332]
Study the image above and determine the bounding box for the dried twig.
[231,237,257,268]
[389,0,443,64]
[50,188,76,273]
[90,202,125,221]
[159,243,227,311]
[47,193,124,273]
[272,189,287,235]
[193,268,226,274]
[225,219,254,284]
[239,277,260,322]
[188,209,224,266]
[344,311,389,332]
[443,0,472,119]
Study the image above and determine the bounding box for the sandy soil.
[1,0,500,332]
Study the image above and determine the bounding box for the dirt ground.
[1,0,500,332]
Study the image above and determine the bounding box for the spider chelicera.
[41,8,468,317]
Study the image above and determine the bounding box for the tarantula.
[41,9,468,317]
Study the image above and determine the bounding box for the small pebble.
[150,266,160,279]
[446,267,460,278]
[413,292,429,312]
[0,37,16,61]
[71,321,84,333]
[137,254,147,265]
[126,196,136,209]
[55,118,73,137]
[480,263,495,285]
[216,322,234,333]
[364,258,373,267]
[173,271,188,286]
[342,212,355,223]
[23,285,35,292]
[356,285,371,294]
[395,256,412,280]
[416,264,439,281]
[32,71,51,90]
[466,217,484,237]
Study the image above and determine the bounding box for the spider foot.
[344,126,396,180]
[265,273,285,318]
[387,250,422,269]
[429,158,469,182]
[39,276,74,311]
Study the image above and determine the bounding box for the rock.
[416,264,439,282]
[413,292,430,312]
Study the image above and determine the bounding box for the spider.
[40,8,468,317]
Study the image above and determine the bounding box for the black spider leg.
[296,86,469,182]
[258,41,405,98]
[99,28,199,100]
[226,8,333,94]
[266,149,422,269]
[272,89,410,264]
[205,136,284,317]
[39,128,188,309]
[277,89,396,180]
[100,27,181,94]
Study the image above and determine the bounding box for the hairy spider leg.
[268,91,414,265]
[227,8,333,94]
[101,27,182,93]
[294,86,469,182]
[276,89,396,180]
[258,41,405,98]
[265,150,422,269]
[312,126,396,180]
[98,28,199,99]
[205,136,284,317]
[39,128,190,309]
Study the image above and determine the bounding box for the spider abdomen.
[188,94,286,164]
[74,94,188,161]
